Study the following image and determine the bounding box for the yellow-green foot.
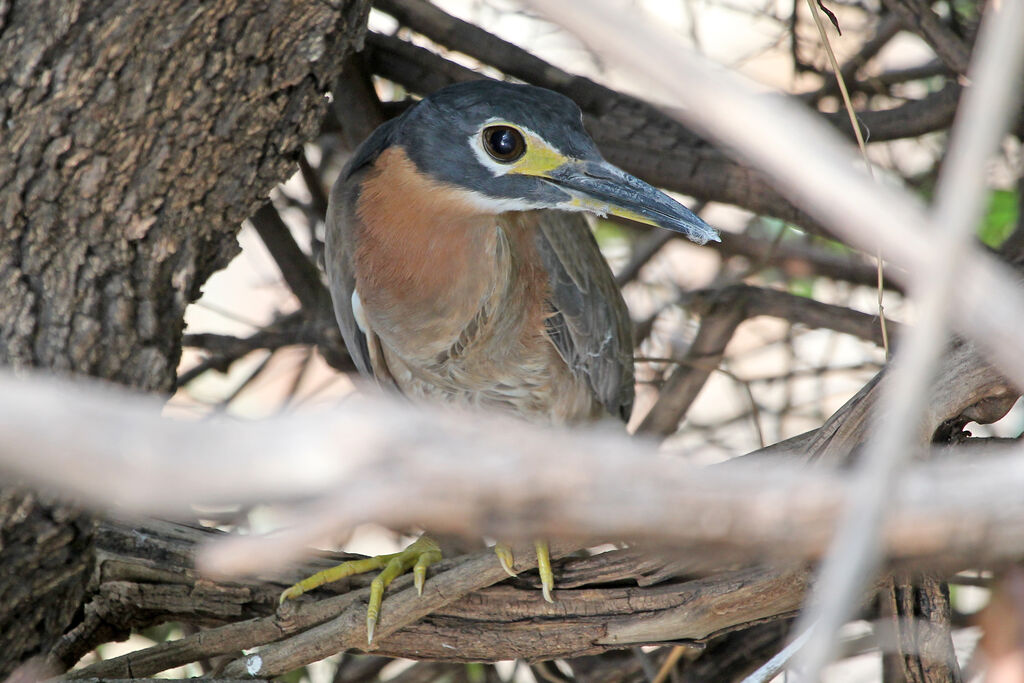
[279,536,442,644]
[494,542,518,578]
[535,540,554,603]
[492,540,555,603]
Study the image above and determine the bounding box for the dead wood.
[0,325,1008,674]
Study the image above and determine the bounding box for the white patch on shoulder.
[351,288,368,334]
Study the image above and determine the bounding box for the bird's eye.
[482,125,526,162]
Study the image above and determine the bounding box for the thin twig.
[740,622,815,683]
[793,0,1024,674]
[650,645,687,683]
[249,202,331,313]
[805,0,890,360]
[802,14,903,104]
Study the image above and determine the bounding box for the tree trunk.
[0,0,370,674]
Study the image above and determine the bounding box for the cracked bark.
[0,0,370,674]
[880,574,963,683]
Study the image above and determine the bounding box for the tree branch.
[825,81,961,143]
[637,284,895,436]
[0,347,1005,672]
[803,13,904,104]
[249,202,331,314]
[0,366,1016,573]
[178,310,354,386]
[880,0,972,75]
[716,231,905,293]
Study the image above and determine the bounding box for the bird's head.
[388,80,719,245]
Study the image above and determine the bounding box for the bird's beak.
[545,160,719,244]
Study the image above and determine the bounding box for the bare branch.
[716,231,905,293]
[60,519,809,673]
[824,81,961,143]
[216,544,578,677]
[178,311,353,386]
[0,370,1018,571]
[803,13,903,104]
[795,0,1024,672]
[519,0,1024,392]
[638,284,894,436]
[637,293,746,436]
[249,202,331,314]
[880,0,972,75]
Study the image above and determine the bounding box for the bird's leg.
[492,540,555,603]
[279,535,442,644]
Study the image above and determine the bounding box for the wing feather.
[534,212,635,422]
[324,119,402,380]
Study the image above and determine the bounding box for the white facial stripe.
[453,187,552,213]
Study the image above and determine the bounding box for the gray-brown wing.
[325,170,374,378]
[324,118,404,380]
[535,211,635,422]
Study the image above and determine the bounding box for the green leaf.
[466,663,487,683]
[788,277,815,299]
[979,189,1018,248]
[280,667,308,683]
[593,217,629,247]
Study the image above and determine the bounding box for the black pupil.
[487,127,521,159]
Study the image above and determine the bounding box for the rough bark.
[880,574,963,683]
[0,0,370,674]
[0,0,367,385]
[0,490,95,677]
[58,519,808,677]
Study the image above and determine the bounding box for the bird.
[279,79,718,643]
